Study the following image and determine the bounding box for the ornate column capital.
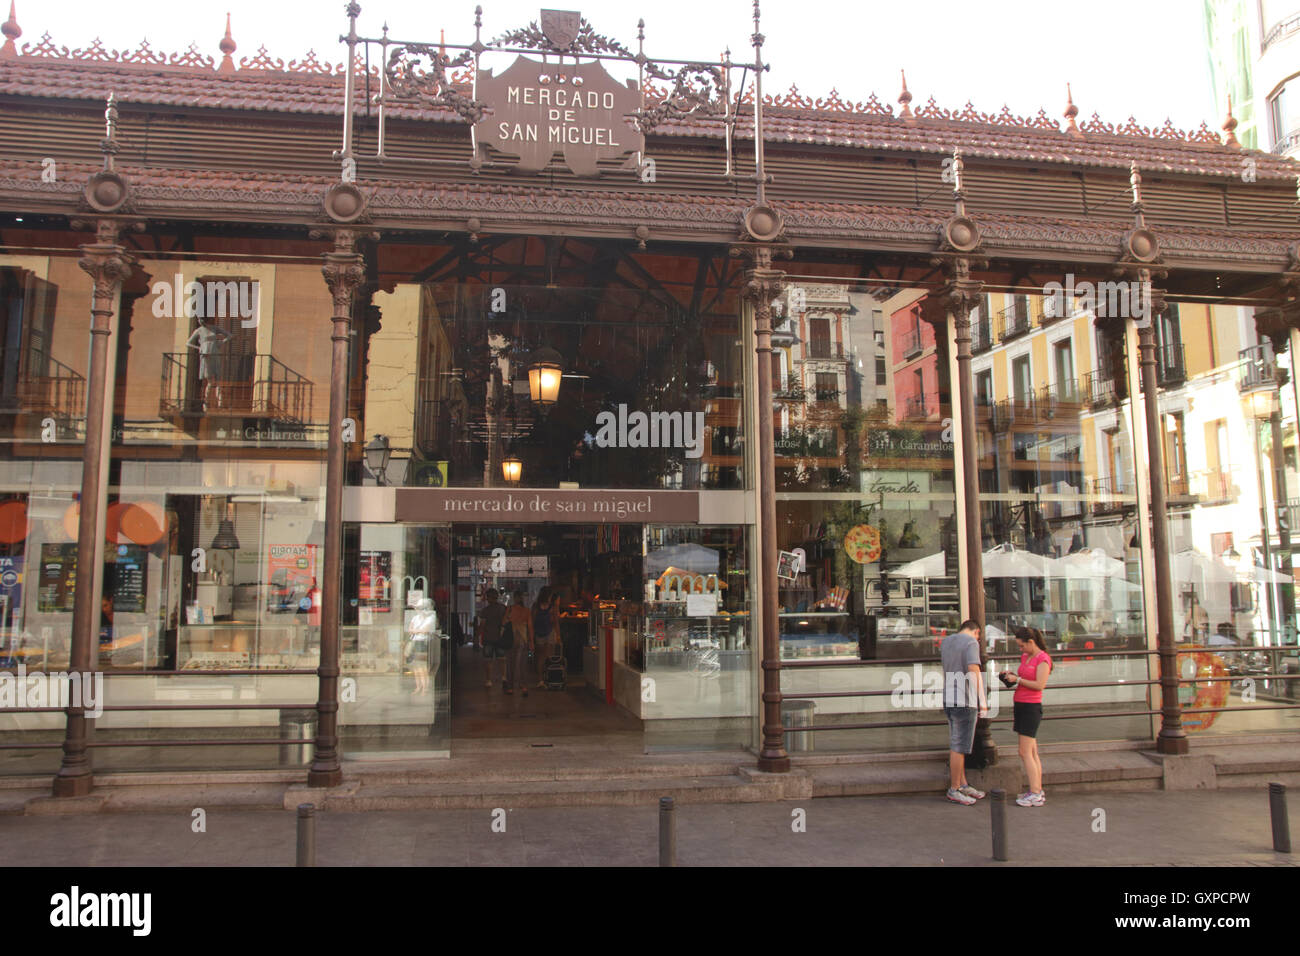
[75,218,139,326]
[314,227,375,320]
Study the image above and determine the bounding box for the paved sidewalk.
[2,788,1294,866]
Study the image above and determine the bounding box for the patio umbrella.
[1055,548,1127,580]
[982,543,1057,578]
[894,551,945,578]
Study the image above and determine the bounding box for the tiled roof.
[1,50,1297,182]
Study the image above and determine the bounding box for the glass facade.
[0,235,1296,775]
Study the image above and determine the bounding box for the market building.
[0,3,1297,793]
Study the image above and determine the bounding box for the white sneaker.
[958,784,986,800]
[946,788,976,806]
[1015,790,1045,807]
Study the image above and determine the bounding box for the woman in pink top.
[1001,625,1052,807]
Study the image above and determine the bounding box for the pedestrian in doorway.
[533,586,558,689]
[1002,625,1052,807]
[940,619,987,805]
[476,588,508,690]
[503,590,533,697]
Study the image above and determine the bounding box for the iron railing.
[903,393,930,420]
[970,317,992,353]
[804,341,843,360]
[997,301,1031,341]
[160,350,314,421]
[901,327,924,359]
[1090,474,1130,514]
[1239,342,1277,391]
[1084,369,1118,408]
[9,355,86,419]
[1263,11,1300,50]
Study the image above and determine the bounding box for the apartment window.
[808,317,832,358]
[1052,339,1074,398]
[1165,412,1187,494]
[875,356,887,386]
[873,329,884,348]
[815,372,837,401]
[975,369,993,406]
[1012,355,1032,404]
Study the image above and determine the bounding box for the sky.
[15,0,1221,134]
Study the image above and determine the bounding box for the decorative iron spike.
[1064,82,1081,137]
[1,1,21,58]
[218,12,236,73]
[898,69,913,119]
[1222,92,1239,148]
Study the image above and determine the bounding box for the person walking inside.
[1002,625,1053,807]
[476,588,508,691]
[940,619,987,805]
[533,586,558,689]
[503,590,533,697]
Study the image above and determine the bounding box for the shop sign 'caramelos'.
[474,57,644,175]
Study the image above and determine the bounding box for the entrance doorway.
[448,523,645,748]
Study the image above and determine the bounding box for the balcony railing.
[773,384,806,402]
[1037,381,1084,416]
[160,350,314,422]
[1167,474,1191,499]
[811,386,841,404]
[997,302,1031,341]
[1239,343,1277,392]
[903,393,930,420]
[970,319,992,354]
[1091,475,1131,515]
[1084,370,1118,409]
[1038,294,1073,325]
[1274,128,1300,156]
[1157,344,1186,386]
[1263,12,1300,50]
[804,341,844,360]
[901,327,924,359]
[1194,468,1236,505]
[5,355,86,419]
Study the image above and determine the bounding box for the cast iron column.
[309,229,365,788]
[54,222,134,797]
[746,248,790,773]
[946,278,995,765]
[1138,292,1187,754]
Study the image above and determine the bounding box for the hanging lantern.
[502,455,523,484]
[527,347,564,406]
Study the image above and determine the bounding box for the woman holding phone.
[1001,625,1052,807]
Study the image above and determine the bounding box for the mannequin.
[406,597,438,694]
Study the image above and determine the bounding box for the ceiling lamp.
[210,501,240,551]
[502,455,523,484]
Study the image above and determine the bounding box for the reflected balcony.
[1084,370,1118,409]
[1090,475,1131,515]
[0,355,86,420]
[160,350,314,422]
[901,327,924,359]
[997,302,1031,341]
[1239,343,1278,392]
[773,384,806,403]
[1193,468,1237,505]
[803,341,844,360]
[970,318,993,354]
[903,393,931,420]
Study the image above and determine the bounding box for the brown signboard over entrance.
[394,489,699,524]
[473,55,643,175]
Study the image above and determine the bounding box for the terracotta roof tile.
[2,58,1297,182]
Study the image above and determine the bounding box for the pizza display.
[844,524,882,564]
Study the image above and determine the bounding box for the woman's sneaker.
[958,784,986,800]
[946,788,976,806]
[1015,790,1046,807]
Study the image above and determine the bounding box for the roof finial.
[100,91,120,171]
[218,12,237,73]
[1129,160,1146,229]
[1063,82,1081,138]
[1222,92,1239,148]
[898,69,913,120]
[1,2,21,59]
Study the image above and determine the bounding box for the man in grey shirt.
[940,619,987,805]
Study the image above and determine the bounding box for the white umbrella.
[895,551,945,578]
[1056,548,1126,580]
[982,544,1057,578]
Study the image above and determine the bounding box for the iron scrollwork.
[383,43,485,123]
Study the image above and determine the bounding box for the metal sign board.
[474,56,643,175]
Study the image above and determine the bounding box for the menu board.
[38,543,78,613]
[110,544,147,614]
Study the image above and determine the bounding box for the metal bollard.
[990,788,1008,861]
[297,803,317,867]
[1269,782,1291,854]
[659,796,676,867]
